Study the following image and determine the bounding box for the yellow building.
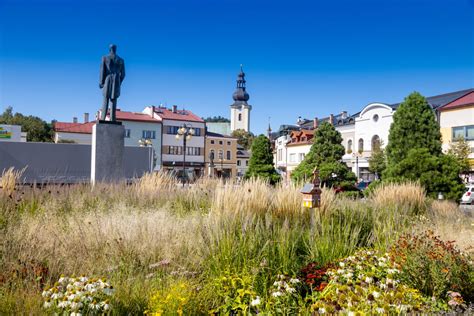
[439,90,474,177]
[204,132,238,179]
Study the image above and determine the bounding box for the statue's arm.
[120,60,126,83]
[99,56,106,88]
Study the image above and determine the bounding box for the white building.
[230,66,252,133]
[144,105,206,178]
[236,145,250,179]
[0,124,27,142]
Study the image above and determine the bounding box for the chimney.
[172,105,178,113]
[313,117,319,129]
[73,117,78,123]
[329,114,334,125]
[341,111,348,119]
[84,113,89,123]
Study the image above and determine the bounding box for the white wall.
[230,105,251,132]
[122,120,162,169]
[55,132,92,144]
[162,119,205,163]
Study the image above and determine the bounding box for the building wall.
[286,143,312,180]
[0,125,23,142]
[204,136,237,178]
[236,157,249,178]
[54,132,92,144]
[230,105,251,132]
[439,105,474,170]
[121,120,162,169]
[161,119,205,165]
[206,122,231,136]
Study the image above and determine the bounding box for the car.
[461,184,474,205]
[356,180,371,191]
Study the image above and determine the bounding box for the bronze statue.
[99,44,125,121]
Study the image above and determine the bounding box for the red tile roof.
[153,106,204,123]
[54,122,95,134]
[440,91,474,111]
[115,110,161,123]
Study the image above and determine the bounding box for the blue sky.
[1,0,473,134]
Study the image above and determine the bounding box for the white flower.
[67,284,74,291]
[347,311,355,316]
[272,291,283,297]
[79,276,88,282]
[372,291,380,299]
[289,278,300,284]
[336,269,345,275]
[376,307,385,314]
[273,281,282,287]
[103,303,110,311]
[286,287,296,293]
[318,307,326,313]
[380,283,387,290]
[277,274,285,279]
[339,262,345,267]
[51,292,62,300]
[250,296,261,306]
[344,272,353,279]
[365,276,373,283]
[42,290,51,298]
[71,313,82,316]
[58,277,68,285]
[58,300,70,308]
[103,287,114,295]
[43,300,52,308]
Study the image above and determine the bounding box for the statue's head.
[109,44,117,54]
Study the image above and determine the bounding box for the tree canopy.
[0,106,53,142]
[383,92,464,200]
[244,135,280,184]
[231,129,255,150]
[203,116,230,123]
[291,122,356,187]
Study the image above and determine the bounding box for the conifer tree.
[245,135,280,184]
[291,122,356,187]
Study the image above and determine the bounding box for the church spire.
[233,65,250,102]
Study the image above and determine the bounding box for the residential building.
[144,105,205,179]
[204,131,238,179]
[439,90,474,181]
[286,130,314,181]
[272,124,301,177]
[206,122,231,136]
[0,124,27,142]
[236,145,250,179]
[54,110,163,169]
[230,66,252,133]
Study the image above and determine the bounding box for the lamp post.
[218,151,224,178]
[352,151,362,181]
[175,124,195,186]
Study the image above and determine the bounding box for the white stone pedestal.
[91,121,125,184]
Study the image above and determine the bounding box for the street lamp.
[352,151,362,181]
[175,124,195,186]
[138,138,152,147]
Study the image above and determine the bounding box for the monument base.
[91,122,125,184]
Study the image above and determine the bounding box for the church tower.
[230,65,252,132]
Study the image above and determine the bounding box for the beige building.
[204,131,238,179]
[439,90,474,179]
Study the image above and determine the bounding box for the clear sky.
[1,0,473,134]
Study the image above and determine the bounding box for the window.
[194,128,201,136]
[226,150,231,160]
[371,135,381,151]
[210,140,215,144]
[166,126,180,134]
[167,146,182,155]
[227,141,231,145]
[289,153,296,163]
[218,150,223,160]
[277,149,282,161]
[237,160,241,166]
[298,153,305,162]
[210,150,215,160]
[219,140,223,145]
[358,138,364,153]
[453,125,474,141]
[373,114,379,122]
[246,160,249,166]
[124,129,131,138]
[186,147,201,156]
[142,130,156,139]
[301,137,306,142]
[347,139,353,153]
[238,113,242,121]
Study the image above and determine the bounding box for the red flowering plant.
[390,230,474,304]
[299,262,333,293]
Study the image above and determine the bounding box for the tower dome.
[232,65,250,102]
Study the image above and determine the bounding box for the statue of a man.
[99,44,125,121]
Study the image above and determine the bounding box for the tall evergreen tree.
[385,92,442,165]
[291,122,356,186]
[244,135,280,184]
[384,92,464,200]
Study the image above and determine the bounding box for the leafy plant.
[146,279,194,316]
[245,135,280,184]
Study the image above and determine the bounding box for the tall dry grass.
[0,167,25,196]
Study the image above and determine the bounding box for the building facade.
[230,66,252,133]
[439,90,474,181]
[0,124,27,142]
[236,145,250,180]
[204,132,238,179]
[145,105,206,179]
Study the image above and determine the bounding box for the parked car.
[461,184,474,205]
[356,180,371,191]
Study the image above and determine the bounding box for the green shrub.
[390,231,474,302]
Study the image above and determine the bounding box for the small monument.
[91,44,126,184]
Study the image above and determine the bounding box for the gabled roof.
[153,106,204,123]
[115,110,161,123]
[390,88,474,110]
[439,91,474,111]
[54,122,95,134]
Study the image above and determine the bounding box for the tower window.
[238,113,242,121]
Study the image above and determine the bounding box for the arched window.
[238,113,242,121]
[347,139,353,153]
[358,138,364,153]
[371,135,381,151]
